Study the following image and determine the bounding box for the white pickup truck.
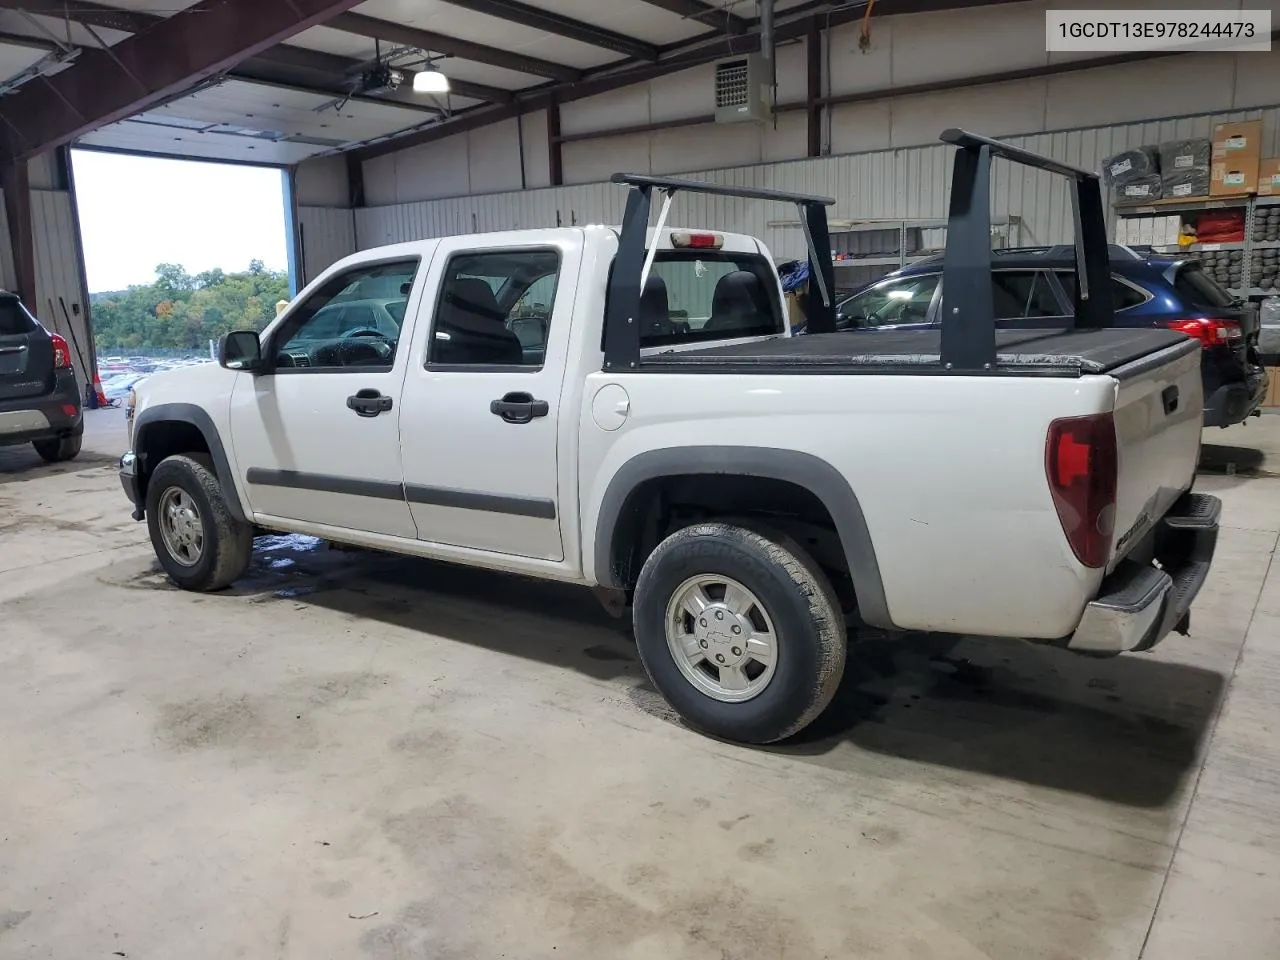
[120,130,1221,744]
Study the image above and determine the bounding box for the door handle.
[490,391,550,424]
[346,388,393,418]
[1162,385,1179,415]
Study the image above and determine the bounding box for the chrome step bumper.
[1067,492,1220,656]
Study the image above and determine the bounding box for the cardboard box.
[1264,367,1280,408]
[1211,120,1261,196]
[1161,215,1182,245]
[1259,158,1280,196]
[1137,217,1156,246]
[1114,217,1130,244]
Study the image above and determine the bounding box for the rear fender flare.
[592,446,894,629]
[132,402,248,523]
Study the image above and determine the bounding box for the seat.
[707,271,771,333]
[433,277,523,365]
[639,275,674,339]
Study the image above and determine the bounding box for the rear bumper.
[0,370,83,446]
[1203,366,1267,427]
[1065,492,1220,655]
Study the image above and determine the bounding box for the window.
[428,249,560,367]
[1173,264,1234,309]
[0,297,35,336]
[839,274,939,328]
[606,252,783,349]
[1055,272,1150,312]
[273,259,418,369]
[991,270,1063,319]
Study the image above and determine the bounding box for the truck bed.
[643,328,1194,378]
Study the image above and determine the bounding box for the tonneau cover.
[644,328,1194,377]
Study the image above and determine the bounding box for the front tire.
[146,454,253,591]
[632,522,847,744]
[33,434,81,463]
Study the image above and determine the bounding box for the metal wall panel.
[355,106,1280,263]
[30,190,93,391]
[298,206,357,284]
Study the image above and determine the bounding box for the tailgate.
[0,297,53,402]
[1109,338,1203,568]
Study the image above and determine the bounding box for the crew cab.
[119,130,1220,745]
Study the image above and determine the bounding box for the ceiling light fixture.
[413,67,449,94]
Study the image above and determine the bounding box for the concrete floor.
[1,409,1278,960]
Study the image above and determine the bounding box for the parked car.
[119,136,1219,746]
[834,244,1267,427]
[0,290,82,462]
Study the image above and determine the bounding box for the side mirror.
[218,330,263,372]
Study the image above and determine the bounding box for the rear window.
[1174,264,1234,309]
[1055,272,1149,311]
[608,251,784,349]
[0,297,35,336]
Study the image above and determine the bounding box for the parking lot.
[2,409,1278,960]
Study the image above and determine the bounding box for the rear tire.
[33,434,81,463]
[146,454,253,591]
[632,521,846,744]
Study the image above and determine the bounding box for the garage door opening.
[70,150,291,398]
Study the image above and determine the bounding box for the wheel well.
[137,420,211,496]
[609,473,853,606]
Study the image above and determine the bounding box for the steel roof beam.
[0,0,370,160]
[0,0,519,105]
[437,0,659,60]
[0,0,155,33]
[327,11,580,82]
[635,0,748,34]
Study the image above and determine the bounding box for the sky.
[71,150,289,293]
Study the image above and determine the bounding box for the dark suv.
[835,245,1267,427]
[0,291,83,462]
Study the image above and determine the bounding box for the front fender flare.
[132,402,249,523]
[591,446,894,630]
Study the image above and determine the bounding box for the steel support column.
[1,159,35,306]
[0,0,368,161]
[806,18,822,158]
[547,99,563,187]
[347,153,366,209]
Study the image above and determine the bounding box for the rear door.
[0,296,53,402]
[990,269,1069,326]
[397,239,581,561]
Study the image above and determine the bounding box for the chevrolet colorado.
[120,130,1220,744]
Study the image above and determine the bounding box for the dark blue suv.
[833,245,1267,427]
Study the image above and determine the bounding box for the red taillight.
[1046,413,1117,569]
[49,333,73,369]
[1166,317,1241,346]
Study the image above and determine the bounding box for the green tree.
[92,262,290,352]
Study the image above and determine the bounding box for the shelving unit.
[822,216,1021,290]
[1116,193,1280,299]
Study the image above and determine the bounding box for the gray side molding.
[132,402,248,523]
[593,446,894,629]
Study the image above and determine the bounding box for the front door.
[398,239,579,561]
[227,256,427,538]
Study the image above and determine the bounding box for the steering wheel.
[339,328,394,359]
